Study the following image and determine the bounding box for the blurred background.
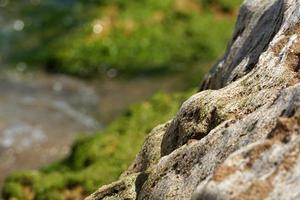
[0,0,241,199]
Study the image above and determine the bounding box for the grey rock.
[122,122,171,177]
[86,0,300,199]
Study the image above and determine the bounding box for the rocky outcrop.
[86,0,300,199]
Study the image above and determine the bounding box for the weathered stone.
[87,0,300,199]
[122,122,171,177]
[86,173,142,200]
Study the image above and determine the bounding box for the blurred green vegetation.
[1,0,242,199]
[3,0,241,77]
[3,90,194,199]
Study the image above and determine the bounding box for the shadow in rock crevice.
[135,172,149,199]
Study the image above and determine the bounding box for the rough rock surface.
[87,0,300,199]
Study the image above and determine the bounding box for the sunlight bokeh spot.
[93,22,104,34]
[13,20,24,31]
[16,62,27,72]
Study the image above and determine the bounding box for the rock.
[85,173,143,200]
[122,122,171,177]
[87,0,300,199]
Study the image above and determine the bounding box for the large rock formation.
[87,0,300,199]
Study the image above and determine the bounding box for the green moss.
[53,2,237,77]
[2,90,194,199]
[200,0,241,11]
[34,190,62,200]
[4,0,242,77]
[2,182,26,200]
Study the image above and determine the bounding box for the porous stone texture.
[87,0,300,199]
